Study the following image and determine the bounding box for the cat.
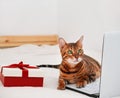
[38,35,101,90]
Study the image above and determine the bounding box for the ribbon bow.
[4,61,37,69]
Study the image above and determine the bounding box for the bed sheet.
[0,44,101,98]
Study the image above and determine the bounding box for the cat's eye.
[68,50,73,54]
[78,49,82,54]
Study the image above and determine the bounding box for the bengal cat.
[38,36,101,90]
[57,36,101,90]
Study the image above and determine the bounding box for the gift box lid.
[0,62,44,77]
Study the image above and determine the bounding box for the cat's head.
[58,36,84,66]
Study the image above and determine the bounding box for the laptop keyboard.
[66,78,100,94]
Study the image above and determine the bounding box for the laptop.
[66,32,120,98]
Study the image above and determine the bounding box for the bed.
[0,34,101,98]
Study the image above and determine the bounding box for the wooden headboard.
[0,34,58,48]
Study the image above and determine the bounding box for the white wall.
[0,0,120,52]
[0,0,58,35]
[58,0,120,52]
[99,0,120,32]
[58,0,104,52]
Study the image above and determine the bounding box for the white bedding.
[0,44,101,98]
[0,44,62,65]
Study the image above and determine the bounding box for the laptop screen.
[99,32,120,98]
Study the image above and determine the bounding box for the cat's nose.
[75,55,79,59]
[74,56,79,61]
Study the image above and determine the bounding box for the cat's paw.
[57,78,66,90]
[57,86,65,90]
[76,80,87,88]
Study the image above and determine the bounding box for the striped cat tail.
[37,64,60,69]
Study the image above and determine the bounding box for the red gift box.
[0,62,44,87]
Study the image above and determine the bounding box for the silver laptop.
[99,32,120,98]
[66,32,120,98]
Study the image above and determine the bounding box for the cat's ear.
[58,37,67,49]
[76,35,84,46]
